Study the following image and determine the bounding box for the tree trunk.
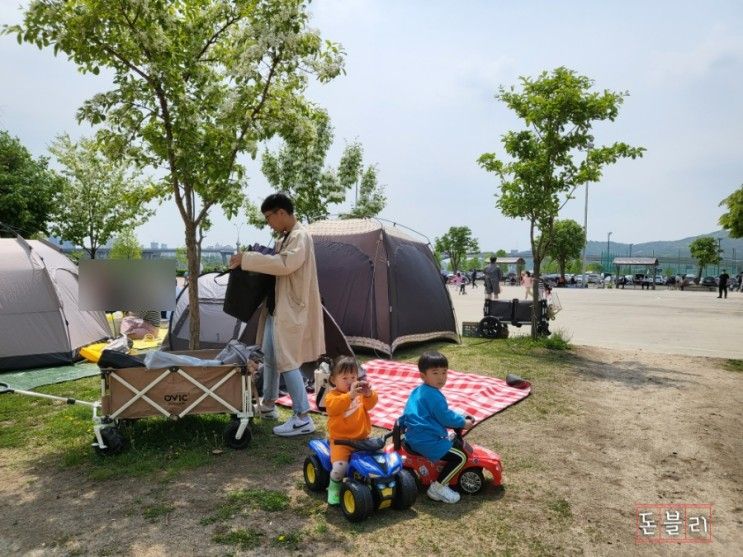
[185,224,201,350]
[532,258,541,339]
[558,259,565,281]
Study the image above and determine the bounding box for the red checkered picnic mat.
[277,359,531,430]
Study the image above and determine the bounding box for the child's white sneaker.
[427,481,460,504]
[273,414,315,437]
[257,399,278,420]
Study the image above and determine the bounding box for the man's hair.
[261,192,294,215]
[490,256,496,263]
[418,351,448,373]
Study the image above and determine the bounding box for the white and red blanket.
[277,359,531,430]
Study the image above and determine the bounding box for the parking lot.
[450,284,743,359]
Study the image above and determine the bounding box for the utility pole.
[607,232,612,271]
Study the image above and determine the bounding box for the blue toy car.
[303,437,418,522]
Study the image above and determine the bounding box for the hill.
[584,230,743,258]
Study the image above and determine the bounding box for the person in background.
[718,269,730,299]
[483,256,502,301]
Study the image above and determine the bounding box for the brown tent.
[308,219,458,354]
[0,237,110,370]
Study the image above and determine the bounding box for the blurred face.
[332,369,358,393]
[420,366,448,389]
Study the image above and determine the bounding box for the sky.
[1,0,742,252]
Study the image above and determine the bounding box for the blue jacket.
[402,384,466,461]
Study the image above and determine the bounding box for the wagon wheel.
[94,426,126,456]
[478,316,504,339]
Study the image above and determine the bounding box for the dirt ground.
[1,345,741,556]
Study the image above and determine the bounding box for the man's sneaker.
[273,414,315,437]
[427,481,460,504]
[257,399,278,420]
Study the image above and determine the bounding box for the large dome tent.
[0,236,111,371]
[307,218,458,355]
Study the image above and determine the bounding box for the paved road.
[449,284,743,359]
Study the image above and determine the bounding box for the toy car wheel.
[94,426,126,456]
[392,469,418,510]
[340,480,373,522]
[458,467,485,495]
[303,455,329,492]
[478,316,503,339]
[223,419,252,450]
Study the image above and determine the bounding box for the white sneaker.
[427,481,460,504]
[257,399,278,420]
[273,415,315,437]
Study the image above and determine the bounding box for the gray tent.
[168,272,353,361]
[0,237,111,371]
[308,219,458,354]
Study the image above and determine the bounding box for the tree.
[259,109,346,223]
[541,219,586,280]
[10,0,345,348]
[48,134,154,259]
[338,141,386,219]
[719,185,743,238]
[689,237,721,280]
[495,249,508,273]
[477,67,644,337]
[434,227,479,274]
[0,130,60,238]
[109,229,142,260]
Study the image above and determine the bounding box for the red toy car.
[388,419,502,495]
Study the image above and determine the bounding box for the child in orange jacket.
[324,356,378,505]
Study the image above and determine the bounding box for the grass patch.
[212,527,263,550]
[142,503,174,522]
[722,359,743,372]
[272,531,302,550]
[547,497,572,520]
[202,488,290,524]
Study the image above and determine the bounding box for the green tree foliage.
[48,135,154,259]
[718,185,743,238]
[338,141,386,219]
[260,109,346,223]
[0,130,61,238]
[689,237,721,280]
[541,219,586,280]
[9,0,345,348]
[477,67,644,336]
[109,229,142,260]
[434,227,479,275]
[495,249,508,272]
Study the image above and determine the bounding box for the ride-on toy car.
[391,418,502,495]
[303,436,418,522]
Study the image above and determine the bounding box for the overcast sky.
[1,1,742,252]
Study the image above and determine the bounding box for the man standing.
[483,256,502,301]
[718,269,730,299]
[229,193,325,436]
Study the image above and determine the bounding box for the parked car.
[701,276,717,287]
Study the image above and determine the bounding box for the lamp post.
[581,142,594,288]
[607,231,612,270]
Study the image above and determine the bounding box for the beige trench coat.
[240,222,325,373]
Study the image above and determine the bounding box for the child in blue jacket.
[402,351,474,503]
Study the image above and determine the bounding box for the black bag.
[98,350,145,369]
[223,268,275,322]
